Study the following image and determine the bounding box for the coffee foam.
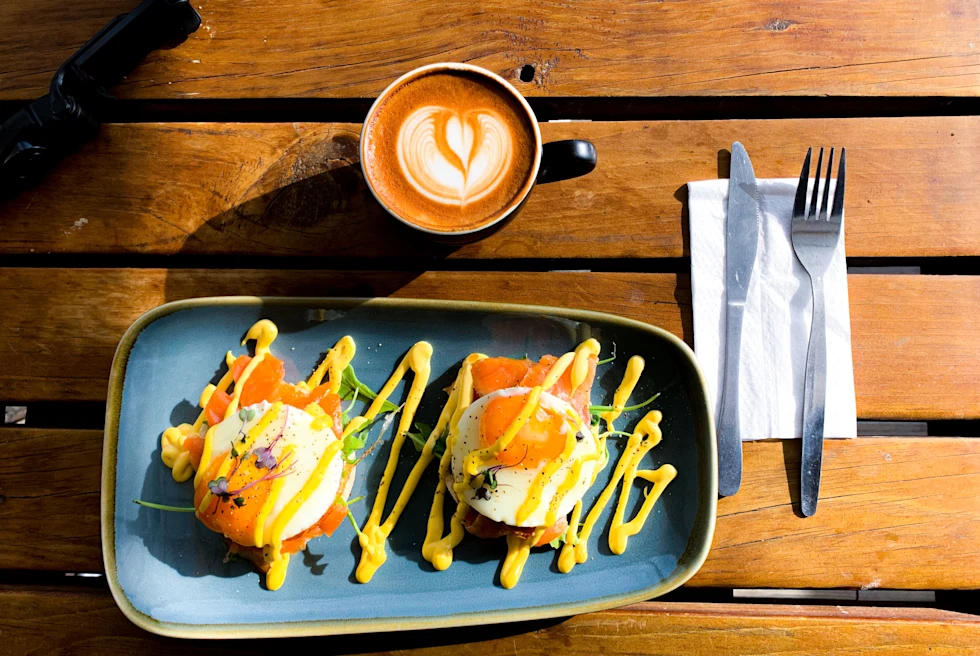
[363,70,537,232]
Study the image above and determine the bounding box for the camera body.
[0,0,201,198]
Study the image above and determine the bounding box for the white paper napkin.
[688,178,857,440]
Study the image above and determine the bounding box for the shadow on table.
[164,124,460,267]
[781,440,806,518]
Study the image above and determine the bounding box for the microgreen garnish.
[549,530,568,549]
[342,407,401,463]
[251,408,289,470]
[133,500,196,512]
[406,421,432,450]
[207,451,297,506]
[338,365,399,413]
[230,445,241,458]
[340,387,359,426]
[484,468,498,491]
[597,342,617,365]
[338,495,363,536]
[601,430,635,439]
[208,476,229,497]
[473,463,508,500]
[588,392,661,415]
[406,422,448,458]
[252,446,277,469]
[342,433,366,462]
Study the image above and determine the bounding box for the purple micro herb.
[208,476,229,497]
[206,410,299,507]
[254,407,290,470]
[221,450,298,500]
[252,446,277,470]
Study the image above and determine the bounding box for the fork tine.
[830,147,846,224]
[820,148,834,221]
[793,147,812,220]
[807,147,824,220]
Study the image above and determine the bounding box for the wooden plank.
[0,429,103,571]
[2,118,979,258]
[850,275,980,420]
[696,438,980,589]
[3,1,980,101]
[1,587,979,654]
[3,427,980,589]
[1,268,978,420]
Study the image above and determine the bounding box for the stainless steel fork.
[791,147,846,517]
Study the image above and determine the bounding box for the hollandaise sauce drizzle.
[423,354,485,570]
[354,342,434,584]
[500,528,545,589]
[305,335,356,392]
[602,355,645,431]
[196,402,284,514]
[186,320,278,488]
[158,320,369,591]
[558,409,676,574]
[428,339,604,590]
[223,320,279,420]
[264,439,344,590]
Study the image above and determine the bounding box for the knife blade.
[717,142,762,497]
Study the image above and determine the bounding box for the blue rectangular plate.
[103,297,716,638]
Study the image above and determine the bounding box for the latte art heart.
[397,106,514,206]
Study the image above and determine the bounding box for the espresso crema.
[362,69,538,232]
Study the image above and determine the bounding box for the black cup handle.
[537,139,597,184]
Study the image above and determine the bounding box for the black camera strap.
[0,0,201,198]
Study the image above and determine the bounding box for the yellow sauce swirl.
[501,528,545,589]
[306,335,356,392]
[160,424,198,483]
[265,440,344,590]
[158,319,375,591]
[559,410,675,573]
[423,354,485,570]
[424,339,605,589]
[195,402,284,514]
[602,355,645,431]
[354,341,434,583]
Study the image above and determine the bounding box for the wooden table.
[2,1,980,653]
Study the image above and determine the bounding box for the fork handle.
[717,304,745,497]
[801,275,828,517]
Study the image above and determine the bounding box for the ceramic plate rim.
[102,296,717,639]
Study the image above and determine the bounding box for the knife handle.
[717,305,745,497]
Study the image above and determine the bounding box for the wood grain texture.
[695,438,980,589]
[2,588,980,655]
[2,118,979,258]
[0,429,103,571]
[4,424,979,590]
[1,269,977,420]
[3,0,980,101]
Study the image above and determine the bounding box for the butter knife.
[717,142,762,497]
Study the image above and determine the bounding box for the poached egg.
[194,401,348,546]
[450,387,599,528]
